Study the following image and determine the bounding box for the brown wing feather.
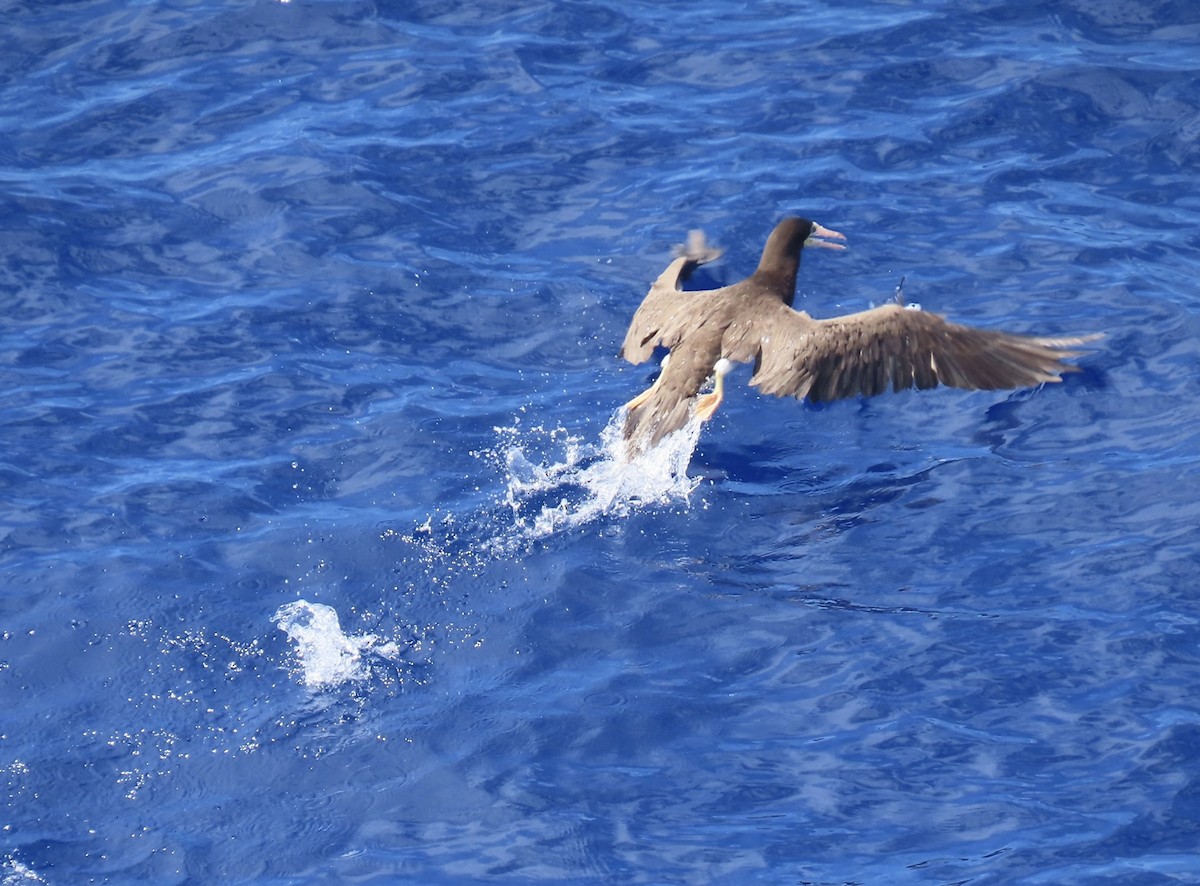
[619,234,723,365]
[751,302,1100,402]
[619,232,731,450]
[622,337,723,449]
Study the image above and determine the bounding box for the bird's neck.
[750,255,801,305]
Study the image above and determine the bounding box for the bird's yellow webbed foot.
[694,358,732,422]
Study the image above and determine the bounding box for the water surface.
[3,0,1200,883]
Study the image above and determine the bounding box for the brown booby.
[618,217,1100,454]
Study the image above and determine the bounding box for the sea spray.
[481,407,704,552]
[280,409,705,687]
[272,600,402,690]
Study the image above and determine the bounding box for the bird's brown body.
[619,217,1099,454]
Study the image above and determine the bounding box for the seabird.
[618,217,1100,454]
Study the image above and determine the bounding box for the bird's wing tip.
[672,230,723,266]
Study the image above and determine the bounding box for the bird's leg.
[624,353,670,412]
[624,383,656,412]
[694,358,732,422]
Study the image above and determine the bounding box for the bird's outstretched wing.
[749,302,1101,402]
[619,231,724,365]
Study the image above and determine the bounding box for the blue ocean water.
[3,0,1200,882]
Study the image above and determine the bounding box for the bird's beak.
[806,223,847,250]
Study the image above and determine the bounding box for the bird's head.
[754,217,846,302]
[760,217,846,263]
[804,219,847,250]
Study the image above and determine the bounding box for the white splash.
[485,407,704,550]
[2,856,46,885]
[272,600,400,690]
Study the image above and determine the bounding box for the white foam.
[272,600,400,690]
[484,407,704,551]
[2,856,46,885]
